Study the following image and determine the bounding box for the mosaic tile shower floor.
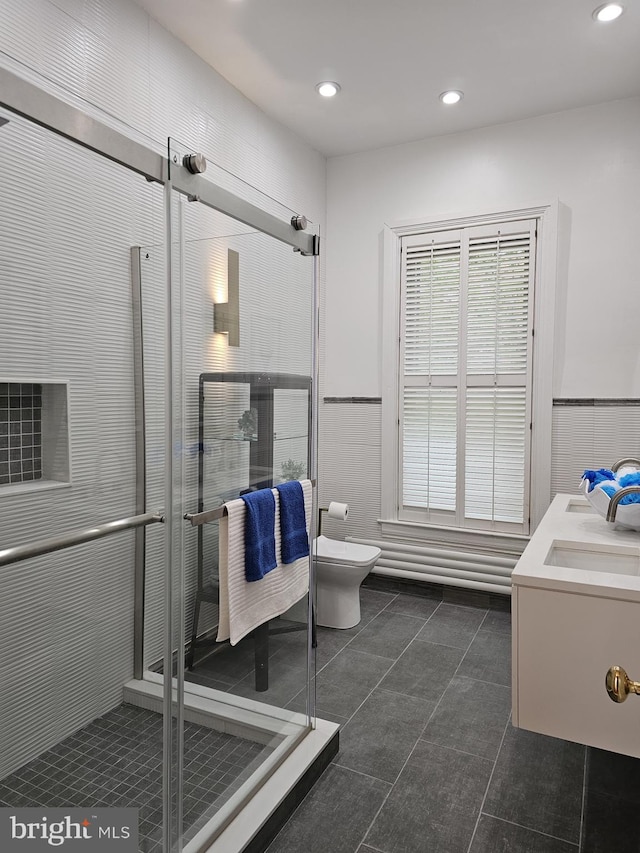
[0,703,270,852]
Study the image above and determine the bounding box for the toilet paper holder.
[317,507,329,537]
[317,501,349,537]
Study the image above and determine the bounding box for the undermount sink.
[564,499,594,514]
[544,540,640,576]
[514,493,640,600]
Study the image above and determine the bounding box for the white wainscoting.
[318,400,382,543]
[551,403,640,496]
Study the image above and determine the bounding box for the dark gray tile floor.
[263,579,640,853]
[3,582,638,853]
[0,703,268,853]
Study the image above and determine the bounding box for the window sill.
[378,518,529,557]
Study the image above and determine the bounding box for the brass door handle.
[606,665,640,703]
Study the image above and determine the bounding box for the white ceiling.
[135,0,640,157]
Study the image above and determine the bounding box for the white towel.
[216,479,312,645]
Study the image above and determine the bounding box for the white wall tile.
[551,406,640,496]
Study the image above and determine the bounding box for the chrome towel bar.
[184,479,316,527]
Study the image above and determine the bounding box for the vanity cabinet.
[512,494,640,759]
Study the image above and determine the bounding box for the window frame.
[381,201,559,543]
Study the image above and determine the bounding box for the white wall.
[0,0,325,777]
[318,98,640,544]
[324,97,640,398]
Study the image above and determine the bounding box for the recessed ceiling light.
[593,3,624,21]
[316,82,341,98]
[439,90,463,105]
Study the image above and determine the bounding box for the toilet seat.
[313,535,380,567]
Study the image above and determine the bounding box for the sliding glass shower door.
[156,140,315,853]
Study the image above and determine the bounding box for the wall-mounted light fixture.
[0,117,10,128]
[213,249,240,347]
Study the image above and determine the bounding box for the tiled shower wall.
[0,0,325,778]
[0,119,163,780]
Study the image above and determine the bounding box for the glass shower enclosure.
[0,72,321,853]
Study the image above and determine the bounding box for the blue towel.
[240,489,277,582]
[275,480,309,564]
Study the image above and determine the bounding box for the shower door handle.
[605,665,640,703]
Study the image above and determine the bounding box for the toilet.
[313,535,381,629]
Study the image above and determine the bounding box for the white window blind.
[403,387,457,511]
[400,220,535,533]
[404,241,460,376]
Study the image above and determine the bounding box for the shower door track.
[0,511,164,567]
[0,67,318,256]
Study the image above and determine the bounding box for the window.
[399,219,536,534]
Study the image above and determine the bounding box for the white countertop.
[512,493,640,602]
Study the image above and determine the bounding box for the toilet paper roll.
[327,501,349,521]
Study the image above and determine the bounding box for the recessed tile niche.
[0,381,70,491]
